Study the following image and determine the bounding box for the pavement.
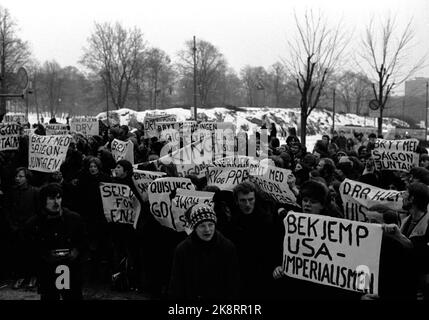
[0,280,152,300]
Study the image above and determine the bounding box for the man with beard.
[383,182,429,299]
[25,183,86,300]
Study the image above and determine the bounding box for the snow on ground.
[14,106,408,152]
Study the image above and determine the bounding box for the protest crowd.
[0,113,429,301]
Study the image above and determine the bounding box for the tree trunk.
[300,111,307,147]
[378,107,383,137]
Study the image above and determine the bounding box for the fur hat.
[300,180,329,204]
[187,204,217,230]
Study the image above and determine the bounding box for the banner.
[132,169,167,199]
[144,114,177,138]
[171,188,215,233]
[28,134,72,172]
[147,177,195,231]
[70,117,99,136]
[206,166,250,191]
[339,179,404,223]
[111,138,134,164]
[372,138,419,172]
[249,165,297,206]
[0,123,20,151]
[99,183,141,228]
[45,123,70,135]
[283,211,382,295]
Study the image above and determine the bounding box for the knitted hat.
[187,204,217,230]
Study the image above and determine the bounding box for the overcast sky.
[1,0,429,93]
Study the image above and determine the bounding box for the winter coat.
[4,184,39,231]
[168,231,240,300]
[226,205,277,299]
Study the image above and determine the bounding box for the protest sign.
[171,189,215,233]
[206,166,250,191]
[0,123,20,151]
[249,165,297,206]
[45,123,70,135]
[99,182,141,228]
[144,114,177,138]
[339,179,404,223]
[283,211,382,295]
[28,134,72,172]
[3,113,27,124]
[70,117,99,136]
[147,177,195,231]
[372,138,419,172]
[156,121,196,143]
[159,138,214,178]
[111,138,134,164]
[132,169,167,199]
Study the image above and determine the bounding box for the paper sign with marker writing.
[132,169,166,200]
[28,134,72,173]
[111,139,134,164]
[0,123,20,151]
[249,165,297,206]
[339,178,404,223]
[283,211,382,295]
[206,166,250,191]
[99,183,141,228]
[171,189,215,233]
[144,114,177,138]
[45,124,70,135]
[147,177,195,231]
[372,138,419,172]
[70,117,99,136]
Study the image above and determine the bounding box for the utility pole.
[332,88,336,134]
[193,36,197,121]
[105,82,110,127]
[425,81,429,142]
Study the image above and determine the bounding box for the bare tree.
[284,10,349,146]
[240,65,268,107]
[0,6,31,119]
[269,62,288,108]
[358,15,426,135]
[336,71,372,114]
[80,22,146,110]
[177,39,227,107]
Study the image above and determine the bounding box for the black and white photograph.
[0,0,429,311]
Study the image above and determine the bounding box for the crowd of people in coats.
[0,118,428,301]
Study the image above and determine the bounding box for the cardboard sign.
[0,123,20,151]
[132,169,167,199]
[206,166,250,191]
[99,183,141,228]
[45,123,70,135]
[28,134,72,172]
[372,138,419,172]
[111,139,134,164]
[249,165,297,206]
[147,177,195,231]
[70,117,99,136]
[144,114,177,138]
[171,188,215,233]
[283,211,382,295]
[339,179,404,223]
